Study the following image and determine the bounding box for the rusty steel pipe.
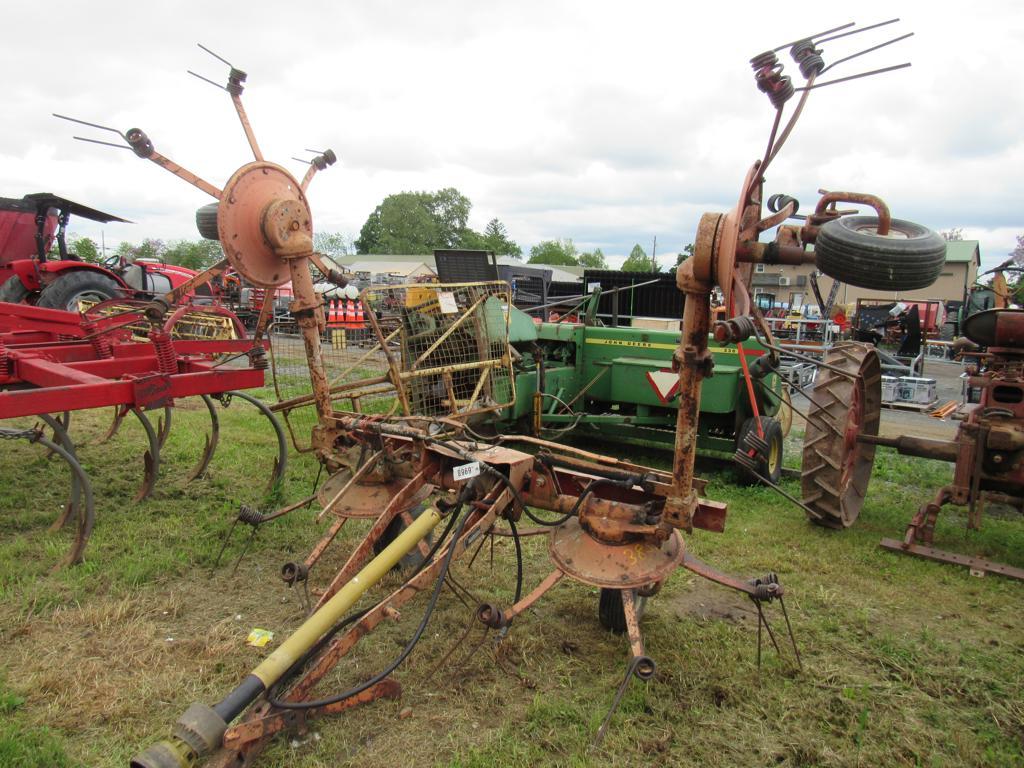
[856,433,959,462]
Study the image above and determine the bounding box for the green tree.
[71,236,99,262]
[314,231,351,258]
[355,188,480,254]
[133,238,167,262]
[482,218,522,257]
[163,239,223,271]
[621,243,657,272]
[528,238,578,266]
[675,243,695,266]
[578,247,607,269]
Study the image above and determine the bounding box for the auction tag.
[438,291,459,314]
[453,461,480,481]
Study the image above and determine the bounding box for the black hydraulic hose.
[266,493,468,705]
[267,501,474,710]
[508,516,523,604]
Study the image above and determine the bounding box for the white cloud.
[2,0,1021,275]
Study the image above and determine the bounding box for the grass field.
[1,393,1022,767]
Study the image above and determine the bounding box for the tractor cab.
[0,193,132,309]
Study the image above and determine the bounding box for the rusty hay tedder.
[21,24,944,767]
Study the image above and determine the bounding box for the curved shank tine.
[39,413,81,532]
[132,407,161,501]
[27,431,95,568]
[187,395,221,481]
[98,405,127,445]
[156,405,173,449]
[225,390,288,492]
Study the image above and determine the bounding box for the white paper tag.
[438,291,459,314]
[453,461,480,481]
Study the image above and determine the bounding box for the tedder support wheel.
[37,271,121,312]
[814,216,946,292]
[373,503,433,571]
[801,342,882,529]
[0,276,30,303]
[598,588,648,634]
[736,415,784,486]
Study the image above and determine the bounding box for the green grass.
[0,399,1022,767]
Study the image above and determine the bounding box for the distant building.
[751,240,980,309]
[335,253,583,284]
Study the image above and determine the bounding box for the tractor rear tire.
[598,588,647,634]
[736,415,784,486]
[801,342,882,529]
[815,216,946,291]
[373,503,433,571]
[37,271,121,312]
[0,276,30,304]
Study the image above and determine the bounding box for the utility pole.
[651,235,657,272]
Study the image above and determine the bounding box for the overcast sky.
[3,1,1022,272]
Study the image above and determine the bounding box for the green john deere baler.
[496,304,786,483]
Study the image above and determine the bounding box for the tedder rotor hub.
[549,517,684,589]
[216,161,312,288]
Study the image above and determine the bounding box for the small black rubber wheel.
[0,276,30,303]
[598,588,647,634]
[37,271,121,311]
[196,202,220,241]
[815,216,946,291]
[373,503,433,571]
[736,415,784,486]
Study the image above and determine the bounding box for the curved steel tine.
[156,405,173,449]
[97,405,127,445]
[42,411,72,460]
[224,391,288,493]
[187,395,221,481]
[39,413,81,532]
[132,407,161,501]
[1,427,96,568]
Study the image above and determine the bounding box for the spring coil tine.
[750,51,795,108]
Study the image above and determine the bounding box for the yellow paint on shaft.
[251,506,442,686]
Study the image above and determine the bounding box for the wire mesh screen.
[270,281,514,451]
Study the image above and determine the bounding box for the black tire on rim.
[735,415,784,486]
[814,216,946,291]
[0,276,31,303]
[598,588,647,634]
[373,503,433,571]
[37,271,122,312]
[196,202,220,241]
[801,342,882,529]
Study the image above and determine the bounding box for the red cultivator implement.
[0,299,286,566]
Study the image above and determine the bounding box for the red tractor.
[0,192,202,310]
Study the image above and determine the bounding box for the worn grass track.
[0,399,1022,767]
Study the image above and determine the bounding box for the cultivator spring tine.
[98,405,127,445]
[131,407,161,502]
[187,394,221,482]
[1,427,96,568]
[42,411,71,460]
[222,391,288,493]
[38,413,81,532]
[156,405,173,449]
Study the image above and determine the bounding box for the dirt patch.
[663,578,756,625]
